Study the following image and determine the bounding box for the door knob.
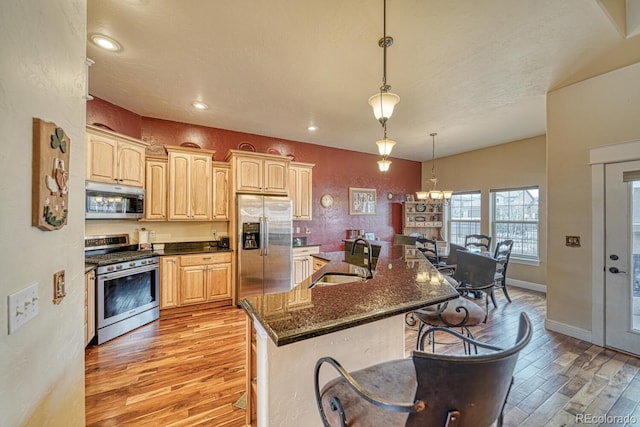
[608,267,627,274]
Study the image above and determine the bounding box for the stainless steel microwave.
[85,182,144,219]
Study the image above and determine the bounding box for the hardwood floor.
[85,288,640,426]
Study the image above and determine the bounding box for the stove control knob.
[107,266,114,272]
[140,260,147,265]
[129,262,136,267]
[116,265,123,270]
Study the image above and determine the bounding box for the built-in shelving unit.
[402,201,447,253]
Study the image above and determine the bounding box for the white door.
[605,160,640,356]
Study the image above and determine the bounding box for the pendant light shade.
[377,158,392,172]
[376,137,396,156]
[368,92,400,124]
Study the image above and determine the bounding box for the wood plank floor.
[86,288,640,426]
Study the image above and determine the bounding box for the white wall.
[421,135,547,287]
[547,61,640,334]
[0,1,87,425]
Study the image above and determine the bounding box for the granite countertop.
[85,263,97,274]
[292,243,321,248]
[153,241,232,256]
[240,241,459,346]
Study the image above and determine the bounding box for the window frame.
[490,186,540,261]
[447,191,482,247]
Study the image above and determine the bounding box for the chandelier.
[370,0,399,172]
[416,133,453,203]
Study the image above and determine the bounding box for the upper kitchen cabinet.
[86,124,149,187]
[226,150,290,195]
[166,145,214,221]
[211,162,230,220]
[288,162,314,220]
[144,156,168,221]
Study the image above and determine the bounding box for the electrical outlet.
[212,230,218,240]
[8,283,39,334]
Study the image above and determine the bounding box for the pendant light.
[376,120,395,172]
[417,133,452,203]
[372,0,398,172]
[368,0,399,125]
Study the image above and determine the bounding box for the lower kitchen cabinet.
[160,256,179,309]
[293,246,319,285]
[84,269,96,347]
[178,253,231,305]
[312,254,329,273]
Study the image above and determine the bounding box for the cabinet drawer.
[180,252,231,266]
[293,246,319,257]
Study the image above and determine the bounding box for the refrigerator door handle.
[259,216,265,256]
[263,216,269,256]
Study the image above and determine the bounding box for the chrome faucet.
[352,238,374,279]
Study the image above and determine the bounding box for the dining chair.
[491,239,514,307]
[436,242,466,275]
[416,237,440,265]
[314,312,532,427]
[464,234,492,253]
[407,249,498,353]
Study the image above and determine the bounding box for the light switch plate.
[7,283,39,334]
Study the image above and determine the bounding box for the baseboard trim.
[545,318,593,342]
[507,278,546,294]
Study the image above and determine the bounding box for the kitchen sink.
[309,273,367,288]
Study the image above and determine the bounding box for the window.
[491,187,539,260]
[448,192,481,246]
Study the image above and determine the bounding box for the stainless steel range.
[85,234,159,344]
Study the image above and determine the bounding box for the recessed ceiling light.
[307,125,318,131]
[192,101,209,110]
[89,34,122,52]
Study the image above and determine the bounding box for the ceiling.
[87,0,627,161]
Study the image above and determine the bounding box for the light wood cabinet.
[293,246,319,285]
[160,256,179,309]
[178,253,232,305]
[84,269,95,347]
[289,162,314,220]
[211,162,229,220]
[246,320,257,425]
[264,158,288,194]
[312,256,329,273]
[402,201,445,240]
[86,125,148,187]
[226,150,290,195]
[144,157,167,221]
[166,145,214,221]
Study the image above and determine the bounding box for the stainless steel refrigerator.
[237,194,293,299]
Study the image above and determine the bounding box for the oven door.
[97,263,159,330]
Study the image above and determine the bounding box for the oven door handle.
[98,263,158,280]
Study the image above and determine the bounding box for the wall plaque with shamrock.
[32,118,70,231]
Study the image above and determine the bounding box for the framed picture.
[349,187,376,215]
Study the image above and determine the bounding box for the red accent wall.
[87,98,420,251]
[86,97,142,139]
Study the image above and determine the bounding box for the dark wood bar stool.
[314,313,532,427]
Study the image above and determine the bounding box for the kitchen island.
[240,241,459,426]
